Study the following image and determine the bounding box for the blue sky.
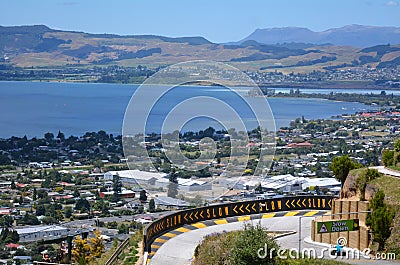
[1,0,400,43]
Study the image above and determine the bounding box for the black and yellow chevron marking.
[146,210,330,264]
[144,195,333,254]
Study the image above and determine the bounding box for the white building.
[11,225,69,242]
[177,178,212,191]
[302,177,341,190]
[104,170,167,186]
[238,174,341,193]
[105,170,212,191]
[154,196,189,207]
[155,177,212,191]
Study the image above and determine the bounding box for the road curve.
[148,210,325,265]
[148,212,399,265]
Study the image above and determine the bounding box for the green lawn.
[370,175,400,205]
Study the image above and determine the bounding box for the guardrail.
[104,237,131,265]
[143,195,333,253]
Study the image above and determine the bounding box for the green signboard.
[317,219,359,233]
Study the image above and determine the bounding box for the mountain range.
[239,25,400,47]
[1,25,400,73]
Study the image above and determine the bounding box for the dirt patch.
[340,169,376,200]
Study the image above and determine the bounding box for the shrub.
[193,224,278,265]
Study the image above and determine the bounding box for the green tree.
[0,227,8,241]
[382,149,394,167]
[367,190,395,251]
[65,207,73,218]
[0,154,11,165]
[36,204,46,216]
[139,190,147,202]
[167,168,178,198]
[32,187,37,201]
[44,132,54,142]
[0,228,19,244]
[0,215,13,228]
[73,188,80,198]
[370,207,394,251]
[8,230,19,244]
[112,173,122,202]
[148,199,156,212]
[75,198,91,212]
[42,216,57,225]
[369,190,385,212]
[113,238,118,248]
[18,214,40,225]
[118,223,128,234]
[10,179,16,189]
[330,155,359,186]
[365,168,381,181]
[394,138,400,152]
[56,210,64,221]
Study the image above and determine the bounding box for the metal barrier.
[143,195,333,253]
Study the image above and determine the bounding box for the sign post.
[317,219,359,233]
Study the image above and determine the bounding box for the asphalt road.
[61,212,167,229]
[149,216,399,265]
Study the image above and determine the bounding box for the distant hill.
[239,25,400,47]
[1,25,400,73]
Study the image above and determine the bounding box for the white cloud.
[385,1,398,6]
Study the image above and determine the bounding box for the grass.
[388,165,400,172]
[369,175,400,258]
[121,229,143,265]
[370,175,400,205]
[360,131,389,137]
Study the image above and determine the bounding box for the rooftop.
[107,169,167,181]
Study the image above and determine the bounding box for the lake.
[0,81,382,138]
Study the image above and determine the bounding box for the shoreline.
[1,79,400,91]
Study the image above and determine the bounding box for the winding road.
[148,213,399,265]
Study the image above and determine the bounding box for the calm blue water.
[0,81,381,138]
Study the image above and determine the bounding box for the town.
[1,105,400,263]
[1,64,400,89]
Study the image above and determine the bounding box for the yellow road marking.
[214,219,228,225]
[154,238,167,243]
[151,244,161,249]
[175,227,191,233]
[238,216,251,222]
[303,211,319,217]
[192,222,207,229]
[163,232,177,238]
[262,213,276,218]
[284,211,299,216]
